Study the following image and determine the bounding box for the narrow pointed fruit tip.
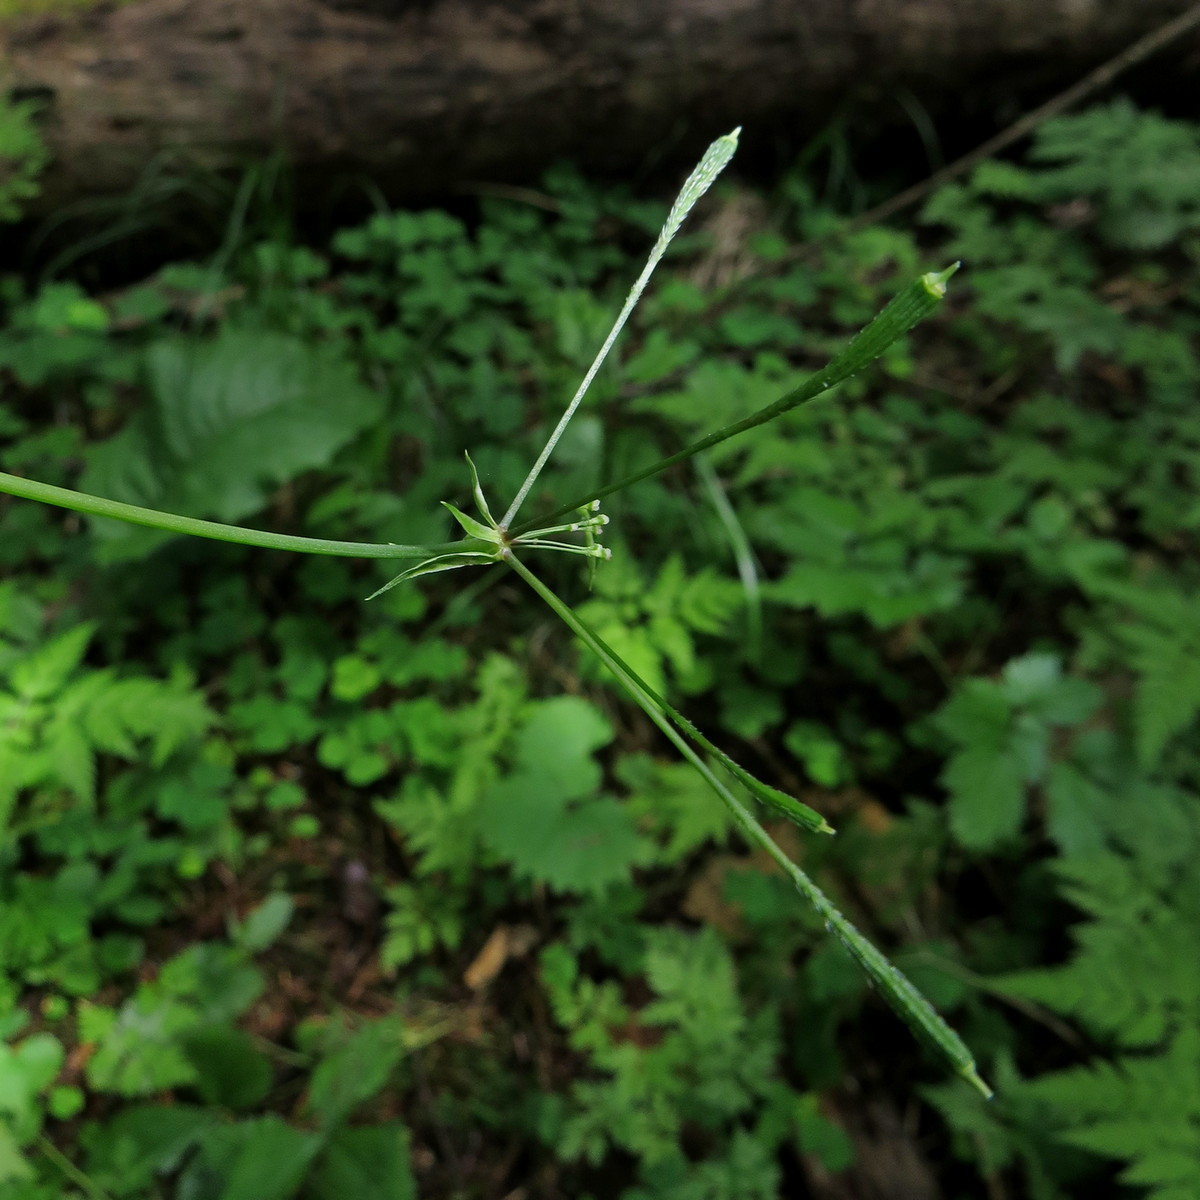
[961,1064,994,1101]
[923,262,961,298]
[817,819,836,836]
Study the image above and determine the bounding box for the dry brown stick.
[804,2,1200,248]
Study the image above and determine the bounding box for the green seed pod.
[789,866,993,1100]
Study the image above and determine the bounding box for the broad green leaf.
[331,654,382,702]
[308,1124,416,1200]
[83,1105,217,1186]
[0,1126,32,1184]
[84,1002,198,1097]
[214,1116,321,1200]
[794,1093,855,1172]
[932,679,1011,747]
[234,893,295,953]
[42,719,96,804]
[183,1028,272,1110]
[479,779,644,895]
[476,696,644,894]
[511,696,613,794]
[943,746,1026,850]
[6,621,95,699]
[81,330,382,559]
[0,1035,63,1143]
[1001,653,1100,725]
[1045,760,1108,857]
[306,1017,408,1130]
[784,721,849,789]
[160,944,264,1024]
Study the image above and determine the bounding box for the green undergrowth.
[1,96,1199,1197]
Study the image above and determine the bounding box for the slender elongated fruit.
[502,128,742,528]
[512,265,959,535]
[508,552,991,1100]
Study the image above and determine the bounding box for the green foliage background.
[2,96,1199,1197]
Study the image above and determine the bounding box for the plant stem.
[507,551,991,1099]
[511,265,957,536]
[37,1134,115,1200]
[0,470,460,560]
[507,551,790,836]
[513,560,829,833]
[501,128,740,528]
[695,454,763,662]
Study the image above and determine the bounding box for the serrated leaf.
[933,679,1011,746]
[1045,760,1108,856]
[80,330,382,559]
[182,1027,272,1110]
[85,1002,198,1096]
[83,1105,217,1186]
[1131,633,1200,768]
[80,675,213,768]
[308,1124,416,1200]
[479,780,643,895]
[6,621,96,699]
[475,696,643,894]
[943,746,1026,849]
[511,696,613,792]
[621,757,734,861]
[40,719,96,804]
[214,1115,321,1200]
[1000,653,1062,702]
[1001,653,1101,725]
[306,1018,407,1129]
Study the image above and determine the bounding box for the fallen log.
[3,0,1198,210]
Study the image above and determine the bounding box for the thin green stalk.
[37,1134,114,1200]
[512,264,958,536]
[501,128,741,528]
[514,564,831,835]
[695,454,763,662]
[0,470,460,560]
[506,550,804,831]
[507,551,991,1099]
